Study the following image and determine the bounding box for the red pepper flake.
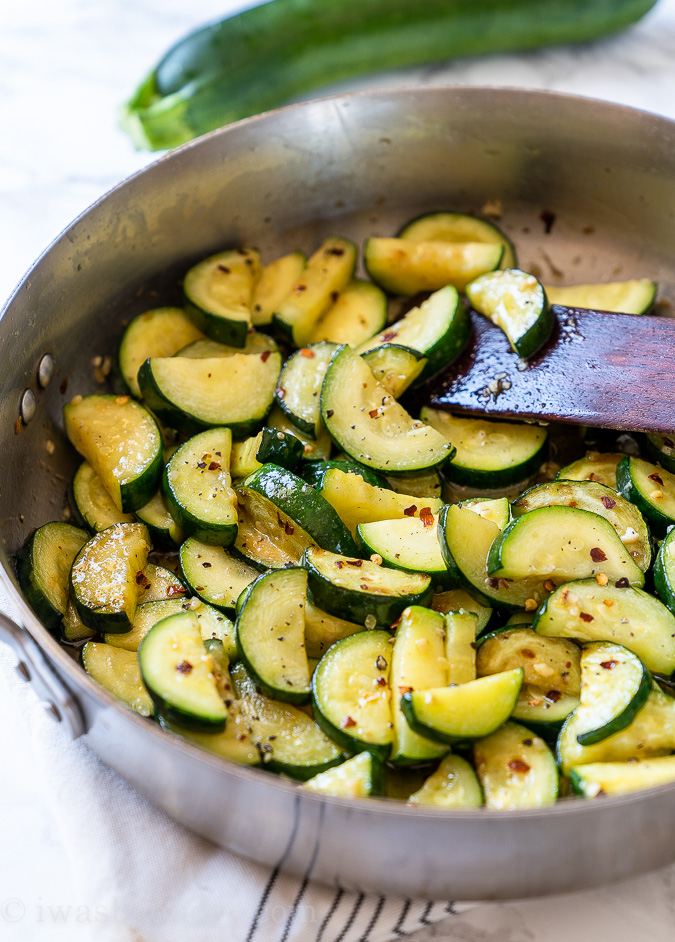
[649,472,665,486]
[375,676,387,687]
[167,585,188,597]
[284,521,295,535]
[335,560,344,570]
[326,409,334,418]
[508,759,531,773]
[369,409,379,418]
[330,291,339,303]
[208,461,221,471]
[601,495,617,509]
[340,715,356,728]
[295,283,307,292]
[398,685,413,695]
[360,584,370,590]
[419,507,434,528]
[520,648,536,659]
[14,417,22,435]
[590,547,607,562]
[300,348,315,359]
[601,660,619,670]
[569,501,578,508]
[487,577,500,589]
[403,505,417,517]
[135,571,150,587]
[390,613,404,631]
[217,264,231,274]
[176,660,193,674]
[381,330,398,342]
[615,577,630,588]
[547,689,562,702]
[260,350,271,363]
[579,611,594,623]
[346,559,363,567]
[276,387,286,399]
[499,579,511,590]
[326,247,345,256]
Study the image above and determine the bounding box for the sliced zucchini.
[574,642,651,746]
[361,344,428,398]
[364,237,503,295]
[512,479,651,572]
[231,663,343,779]
[432,589,492,634]
[119,307,202,397]
[398,210,516,269]
[137,562,188,604]
[487,507,645,589]
[305,279,387,347]
[304,602,362,658]
[162,427,237,546]
[570,756,675,798]
[645,432,675,475]
[357,513,448,582]
[474,721,559,809]
[17,522,88,631]
[176,332,279,359]
[408,754,484,808]
[70,462,135,532]
[654,527,675,615]
[385,468,442,500]
[357,285,469,382]
[421,407,547,488]
[266,404,332,462]
[321,345,454,475]
[234,483,317,571]
[63,394,163,513]
[81,642,154,716]
[401,669,523,745]
[444,610,478,685]
[251,250,306,327]
[137,350,281,437]
[160,708,260,767]
[390,607,449,765]
[616,455,675,538]
[557,452,625,489]
[457,496,511,529]
[311,629,393,757]
[534,579,675,676]
[138,609,227,731]
[104,597,189,652]
[255,427,304,472]
[318,467,442,537]
[544,279,656,315]
[273,236,357,346]
[70,522,150,632]
[183,247,261,347]
[236,568,310,704]
[302,751,385,798]
[301,459,387,491]
[62,600,94,644]
[466,268,552,359]
[180,538,258,613]
[134,491,184,547]
[303,546,432,627]
[230,434,263,479]
[275,342,338,437]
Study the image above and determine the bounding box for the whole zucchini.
[122,0,657,150]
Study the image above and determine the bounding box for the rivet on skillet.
[20,389,36,424]
[37,354,55,389]
[15,661,31,683]
[43,702,62,723]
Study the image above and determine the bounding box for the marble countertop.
[2,1,675,939]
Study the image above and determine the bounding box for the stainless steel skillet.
[1,86,675,901]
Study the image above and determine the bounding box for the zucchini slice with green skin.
[273,236,357,346]
[234,484,317,571]
[301,459,388,491]
[574,642,651,746]
[361,344,428,398]
[104,597,189,652]
[544,279,656,315]
[401,668,523,745]
[385,468,442,501]
[137,562,188,604]
[616,455,675,538]
[321,345,454,475]
[183,248,261,347]
[408,754,484,809]
[17,522,89,632]
[420,407,547,489]
[162,427,237,546]
[474,721,559,809]
[357,514,448,582]
[487,506,645,589]
[302,751,385,798]
[230,434,263,480]
[275,342,338,437]
[319,467,442,537]
[231,663,343,779]
[444,611,477,684]
[534,579,675,676]
[311,629,393,757]
[399,210,516,269]
[236,568,311,704]
[466,268,552,359]
[390,607,449,765]
[251,251,306,327]
[255,427,304,472]
[266,404,333,462]
[364,238,503,295]
[70,462,135,532]
[303,546,432,627]
[556,682,675,776]
[304,602,362,659]
[179,537,259,613]
[176,332,279,359]
[570,756,675,798]
[138,351,282,438]
[64,394,163,513]
[70,523,150,632]
[81,642,154,716]
[241,464,358,557]
[134,491,185,548]
[653,527,675,615]
[138,610,227,731]
[159,709,260,767]
[119,307,203,398]
[512,479,651,572]
[556,452,625,489]
[357,285,469,382]
[645,432,675,475]
[305,279,387,347]
[431,588,492,631]
[62,600,94,644]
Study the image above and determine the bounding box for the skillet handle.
[0,612,85,740]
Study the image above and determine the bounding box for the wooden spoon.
[424,305,675,434]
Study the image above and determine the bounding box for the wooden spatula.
[424,305,675,434]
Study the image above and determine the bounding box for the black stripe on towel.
[279,803,326,942]
[357,895,385,942]
[333,892,364,942]
[392,899,411,937]
[315,889,344,942]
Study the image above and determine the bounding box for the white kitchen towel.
[0,583,469,942]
